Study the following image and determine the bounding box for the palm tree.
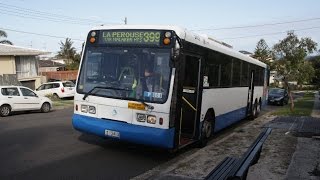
[0,30,13,45]
[57,38,76,64]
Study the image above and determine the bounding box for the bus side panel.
[254,86,264,105]
[211,86,264,132]
[215,107,247,131]
[201,87,248,132]
[72,114,175,149]
[262,68,269,106]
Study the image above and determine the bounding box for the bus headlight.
[165,31,172,38]
[81,105,88,113]
[91,31,96,37]
[137,113,146,122]
[89,106,96,114]
[147,115,156,124]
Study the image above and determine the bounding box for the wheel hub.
[1,107,10,115]
[203,121,212,138]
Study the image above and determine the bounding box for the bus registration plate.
[105,130,120,138]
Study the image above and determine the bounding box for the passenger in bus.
[142,67,154,92]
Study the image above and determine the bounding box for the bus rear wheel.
[250,102,258,120]
[256,101,261,117]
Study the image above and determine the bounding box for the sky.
[1,0,320,56]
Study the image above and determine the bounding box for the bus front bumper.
[72,114,175,149]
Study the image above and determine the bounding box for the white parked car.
[0,86,52,117]
[36,81,75,99]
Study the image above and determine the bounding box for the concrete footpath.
[312,92,320,118]
[132,93,320,180]
[285,93,320,180]
[132,110,278,180]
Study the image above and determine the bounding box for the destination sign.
[100,30,162,46]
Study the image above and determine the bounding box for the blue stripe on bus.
[214,107,247,132]
[72,114,175,149]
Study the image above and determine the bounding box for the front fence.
[40,71,78,81]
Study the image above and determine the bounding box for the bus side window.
[219,55,232,87]
[207,52,220,87]
[232,59,241,87]
[241,62,249,86]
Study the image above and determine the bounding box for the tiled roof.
[39,60,65,67]
[0,44,50,56]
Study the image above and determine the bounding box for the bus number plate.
[105,130,120,138]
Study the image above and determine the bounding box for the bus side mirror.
[171,39,181,67]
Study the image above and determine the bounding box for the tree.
[65,53,81,70]
[253,39,273,68]
[273,31,318,111]
[57,38,77,65]
[310,55,320,85]
[0,30,13,45]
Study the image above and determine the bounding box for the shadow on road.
[78,133,174,159]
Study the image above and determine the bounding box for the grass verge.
[52,99,74,109]
[272,92,315,116]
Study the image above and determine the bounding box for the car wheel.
[41,102,51,113]
[0,105,11,117]
[280,100,284,106]
[52,93,59,100]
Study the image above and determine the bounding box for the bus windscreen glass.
[77,47,171,103]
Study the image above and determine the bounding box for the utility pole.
[124,17,127,25]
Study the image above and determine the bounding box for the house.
[0,44,49,89]
[39,60,66,73]
[51,58,66,65]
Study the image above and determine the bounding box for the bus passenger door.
[179,55,201,146]
[246,70,255,116]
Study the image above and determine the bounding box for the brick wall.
[41,70,78,81]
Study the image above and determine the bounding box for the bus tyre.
[250,103,257,120]
[256,101,261,117]
[0,105,11,117]
[199,119,213,147]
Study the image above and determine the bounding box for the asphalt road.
[0,102,281,180]
[0,108,172,180]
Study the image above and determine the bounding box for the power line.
[219,26,320,40]
[1,10,93,26]
[0,27,84,41]
[0,2,120,25]
[193,17,320,31]
[0,2,104,24]
[3,25,319,44]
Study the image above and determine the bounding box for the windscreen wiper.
[82,86,131,100]
[138,100,154,110]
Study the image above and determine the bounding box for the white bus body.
[72,25,267,149]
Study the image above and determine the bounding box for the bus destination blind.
[100,30,161,46]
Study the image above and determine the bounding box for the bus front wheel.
[199,112,215,147]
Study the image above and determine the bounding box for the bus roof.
[91,25,267,68]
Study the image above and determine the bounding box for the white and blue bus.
[72,25,268,150]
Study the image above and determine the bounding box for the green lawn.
[272,92,315,116]
[52,99,74,109]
